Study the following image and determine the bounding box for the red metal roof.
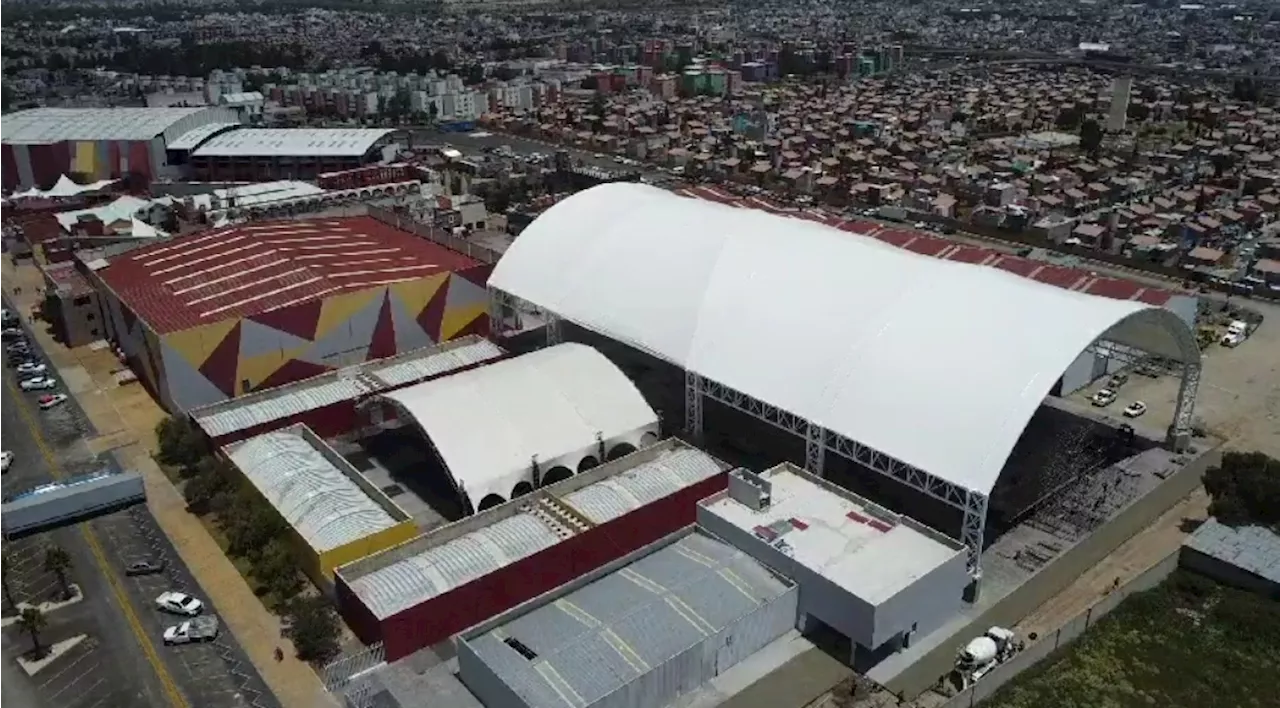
[992,256,1042,277]
[945,246,1000,265]
[1136,288,1175,306]
[1085,277,1144,300]
[871,228,918,247]
[1032,265,1088,290]
[97,216,479,334]
[901,235,951,257]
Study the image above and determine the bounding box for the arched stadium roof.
[488,183,1200,497]
[379,343,660,506]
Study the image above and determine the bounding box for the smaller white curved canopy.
[489,183,1200,496]
[381,343,659,506]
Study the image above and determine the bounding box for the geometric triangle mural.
[161,274,490,409]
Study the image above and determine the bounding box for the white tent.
[7,175,117,200]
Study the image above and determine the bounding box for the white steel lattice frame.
[483,288,1204,579]
[693,375,988,576]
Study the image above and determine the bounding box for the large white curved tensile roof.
[489,183,1199,497]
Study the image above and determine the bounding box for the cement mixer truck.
[953,627,1023,689]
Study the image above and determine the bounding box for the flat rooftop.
[337,439,729,619]
[700,465,965,604]
[224,425,404,553]
[96,215,480,334]
[189,335,505,440]
[459,529,793,708]
[190,128,397,158]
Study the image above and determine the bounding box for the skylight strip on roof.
[150,241,263,275]
[200,277,324,317]
[327,265,437,277]
[295,248,401,260]
[135,226,235,260]
[170,258,289,294]
[266,287,341,313]
[187,267,312,306]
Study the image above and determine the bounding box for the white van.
[1227,320,1248,337]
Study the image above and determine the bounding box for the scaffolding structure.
[488,287,1202,587]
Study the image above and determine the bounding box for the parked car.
[38,394,68,410]
[1091,389,1118,407]
[19,376,57,391]
[16,361,47,375]
[1136,360,1162,378]
[1106,373,1129,389]
[1,327,25,340]
[1123,401,1147,418]
[1,450,13,473]
[125,559,166,577]
[1220,332,1244,348]
[156,591,204,616]
[163,616,219,645]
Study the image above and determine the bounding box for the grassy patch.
[987,570,1280,708]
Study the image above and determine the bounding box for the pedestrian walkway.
[3,257,334,708]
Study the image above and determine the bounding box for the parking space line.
[48,663,101,700]
[5,375,190,708]
[38,644,97,688]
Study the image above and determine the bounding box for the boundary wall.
[886,442,1221,698]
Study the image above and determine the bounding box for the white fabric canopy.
[8,175,117,200]
[381,343,659,506]
[489,183,1199,496]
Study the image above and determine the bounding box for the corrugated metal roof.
[349,512,564,619]
[191,336,505,439]
[166,122,240,150]
[2,107,216,144]
[463,532,789,708]
[561,447,722,524]
[368,338,506,388]
[193,376,373,438]
[191,128,397,157]
[227,430,397,553]
[1184,519,1280,585]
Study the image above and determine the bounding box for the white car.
[155,591,204,616]
[1123,401,1148,418]
[1091,389,1117,407]
[19,376,57,391]
[1220,332,1244,348]
[16,361,46,375]
[1,450,13,473]
[38,394,68,410]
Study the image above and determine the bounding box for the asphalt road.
[2,306,278,708]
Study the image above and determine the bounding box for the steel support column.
[487,288,508,339]
[1167,361,1202,451]
[961,492,988,577]
[684,371,704,438]
[544,313,562,347]
[699,376,984,579]
[805,423,826,477]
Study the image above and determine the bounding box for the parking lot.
[3,306,278,708]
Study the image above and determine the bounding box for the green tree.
[182,459,232,512]
[0,553,16,611]
[42,546,73,600]
[17,607,47,659]
[1079,118,1104,157]
[224,495,286,559]
[155,415,206,469]
[287,596,341,662]
[255,539,302,602]
[1204,451,1280,532]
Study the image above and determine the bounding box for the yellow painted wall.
[74,141,97,176]
[317,520,420,580]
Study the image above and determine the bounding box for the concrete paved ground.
[4,258,331,708]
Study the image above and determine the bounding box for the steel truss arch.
[693,375,987,576]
